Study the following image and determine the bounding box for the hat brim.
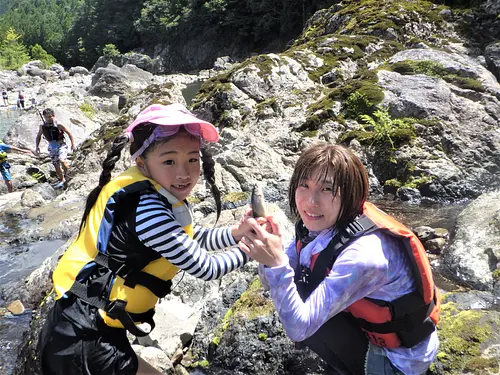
[126,113,219,143]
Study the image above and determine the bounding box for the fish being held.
[251,184,267,218]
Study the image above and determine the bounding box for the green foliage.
[136,0,191,31]
[79,101,95,120]
[359,108,415,149]
[102,43,120,59]
[0,27,30,69]
[0,0,82,66]
[30,43,56,67]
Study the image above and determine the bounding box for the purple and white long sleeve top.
[260,227,439,375]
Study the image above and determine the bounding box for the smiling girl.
[39,104,253,375]
[241,143,440,375]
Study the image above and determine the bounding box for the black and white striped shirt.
[136,191,249,280]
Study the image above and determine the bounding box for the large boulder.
[441,190,500,293]
[485,42,500,82]
[88,63,153,98]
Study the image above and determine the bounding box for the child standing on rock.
[35,108,75,189]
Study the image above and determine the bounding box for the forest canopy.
[0,0,489,70]
[0,0,334,69]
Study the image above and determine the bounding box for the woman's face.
[137,132,201,201]
[295,170,342,232]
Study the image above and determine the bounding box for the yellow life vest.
[0,141,8,163]
[52,166,193,333]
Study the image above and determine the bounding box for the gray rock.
[20,189,45,208]
[485,42,500,82]
[442,190,500,291]
[424,237,447,255]
[68,66,90,76]
[414,226,435,242]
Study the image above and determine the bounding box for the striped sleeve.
[193,225,237,251]
[135,192,249,280]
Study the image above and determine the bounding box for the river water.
[0,109,66,299]
[0,108,19,139]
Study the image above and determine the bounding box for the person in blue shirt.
[0,140,33,193]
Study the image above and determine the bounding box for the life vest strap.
[94,252,172,298]
[105,299,155,337]
[68,280,155,337]
[353,300,435,334]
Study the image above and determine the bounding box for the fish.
[251,183,267,218]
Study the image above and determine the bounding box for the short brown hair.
[288,143,369,229]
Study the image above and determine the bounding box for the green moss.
[382,59,485,92]
[492,269,500,281]
[346,91,377,119]
[255,97,278,117]
[223,192,249,203]
[384,179,402,189]
[432,302,500,373]
[232,278,275,320]
[403,174,435,189]
[79,138,96,150]
[102,127,123,142]
[192,359,210,368]
[385,59,448,76]
[79,101,95,120]
[294,0,446,46]
[299,130,318,138]
[443,75,485,92]
[187,196,201,204]
[211,336,220,347]
[258,333,268,341]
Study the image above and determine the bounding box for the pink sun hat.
[125,103,219,143]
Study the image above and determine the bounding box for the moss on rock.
[223,192,249,203]
[381,59,485,92]
[431,302,500,374]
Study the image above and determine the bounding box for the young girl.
[241,143,440,375]
[39,103,254,375]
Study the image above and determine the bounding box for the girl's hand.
[239,216,285,267]
[231,208,266,241]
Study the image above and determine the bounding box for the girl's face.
[295,170,342,232]
[137,132,201,201]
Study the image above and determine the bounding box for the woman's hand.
[239,216,285,268]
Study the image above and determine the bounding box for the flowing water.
[0,108,19,139]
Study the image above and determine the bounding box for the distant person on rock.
[35,108,75,189]
[2,89,8,106]
[38,103,257,375]
[17,91,25,109]
[0,139,33,193]
[241,143,441,375]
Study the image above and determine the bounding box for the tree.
[0,27,30,70]
[30,43,57,67]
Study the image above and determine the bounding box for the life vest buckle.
[105,299,127,320]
